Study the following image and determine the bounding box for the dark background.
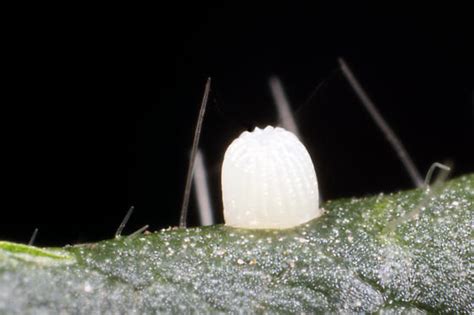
[1,4,472,246]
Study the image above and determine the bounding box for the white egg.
[221,126,321,229]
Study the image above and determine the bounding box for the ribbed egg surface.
[221,126,321,229]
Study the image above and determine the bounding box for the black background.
[1,3,472,246]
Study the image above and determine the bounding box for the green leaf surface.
[1,174,472,314]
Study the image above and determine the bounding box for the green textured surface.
[0,174,472,314]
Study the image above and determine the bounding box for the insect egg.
[221,126,321,229]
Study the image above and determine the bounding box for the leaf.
[1,174,472,314]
